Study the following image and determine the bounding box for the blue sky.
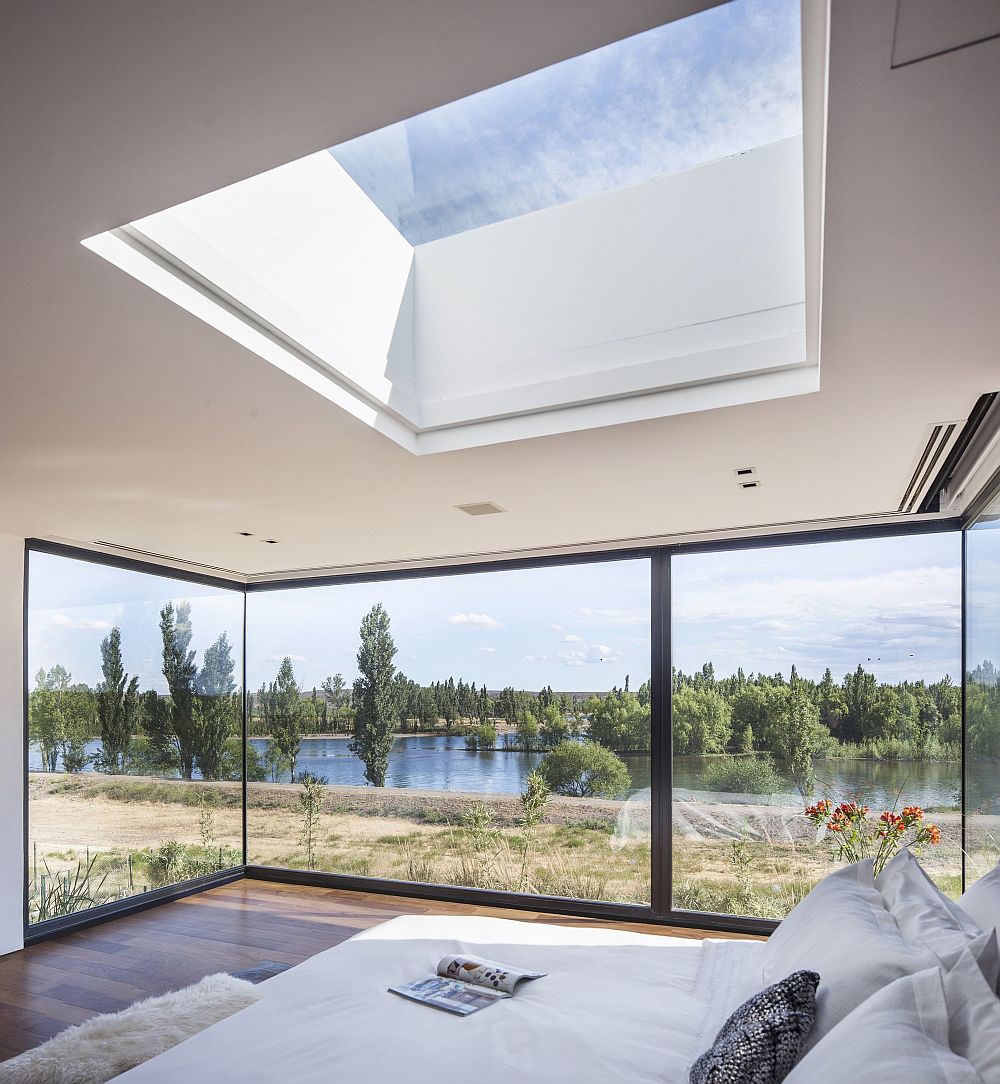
[673,533,962,684]
[28,553,244,696]
[27,532,970,696]
[246,560,651,693]
[329,0,801,244]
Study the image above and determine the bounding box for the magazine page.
[388,976,510,1016]
[436,955,546,996]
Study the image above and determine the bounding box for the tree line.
[30,595,1000,798]
[247,676,587,738]
[30,603,241,781]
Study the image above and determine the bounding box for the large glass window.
[671,532,962,919]
[27,524,978,932]
[966,487,1000,882]
[26,551,244,925]
[246,559,651,903]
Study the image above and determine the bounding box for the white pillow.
[783,967,983,1084]
[765,859,938,1042]
[942,946,1000,1079]
[877,848,999,986]
[960,862,1000,937]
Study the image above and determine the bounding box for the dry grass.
[28,772,971,919]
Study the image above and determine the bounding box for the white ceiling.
[1,0,998,578]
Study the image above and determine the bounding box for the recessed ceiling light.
[739,481,760,490]
[456,501,506,516]
[236,531,254,537]
[733,467,756,477]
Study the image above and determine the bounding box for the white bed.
[116,915,765,1084]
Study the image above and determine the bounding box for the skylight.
[329,0,802,245]
[84,0,825,455]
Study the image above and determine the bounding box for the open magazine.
[389,955,546,1016]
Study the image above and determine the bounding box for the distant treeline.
[247,676,599,737]
[27,595,1000,794]
[29,603,241,782]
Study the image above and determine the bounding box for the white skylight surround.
[83,0,827,455]
[329,0,803,245]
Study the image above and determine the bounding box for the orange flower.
[901,806,924,821]
[827,812,847,833]
[926,824,942,845]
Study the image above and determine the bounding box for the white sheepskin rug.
[0,972,260,1084]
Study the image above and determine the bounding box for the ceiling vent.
[900,394,1000,514]
[456,502,506,517]
[937,392,1000,512]
[897,422,963,513]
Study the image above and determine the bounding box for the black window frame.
[22,539,249,942]
[22,516,967,943]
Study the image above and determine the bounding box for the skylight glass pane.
[329,0,801,245]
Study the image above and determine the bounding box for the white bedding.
[117,915,764,1084]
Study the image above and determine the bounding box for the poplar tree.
[270,657,303,780]
[196,631,238,780]
[350,604,397,787]
[159,601,199,779]
[96,627,139,773]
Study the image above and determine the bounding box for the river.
[29,735,970,810]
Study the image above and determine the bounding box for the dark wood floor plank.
[0,879,756,1063]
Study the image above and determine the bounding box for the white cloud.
[51,613,113,632]
[562,634,584,643]
[559,642,623,667]
[267,653,308,663]
[550,624,564,633]
[526,653,553,662]
[346,0,802,245]
[477,646,496,654]
[576,607,649,626]
[672,554,963,682]
[448,612,504,630]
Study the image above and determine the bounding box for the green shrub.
[698,755,782,795]
[538,741,631,799]
[135,840,240,888]
[28,852,123,923]
[824,737,960,762]
[463,723,497,750]
[244,739,268,782]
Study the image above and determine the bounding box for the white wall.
[133,152,419,418]
[414,137,807,418]
[0,534,24,956]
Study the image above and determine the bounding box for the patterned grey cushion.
[690,970,820,1084]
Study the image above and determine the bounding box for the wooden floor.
[0,879,757,1063]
